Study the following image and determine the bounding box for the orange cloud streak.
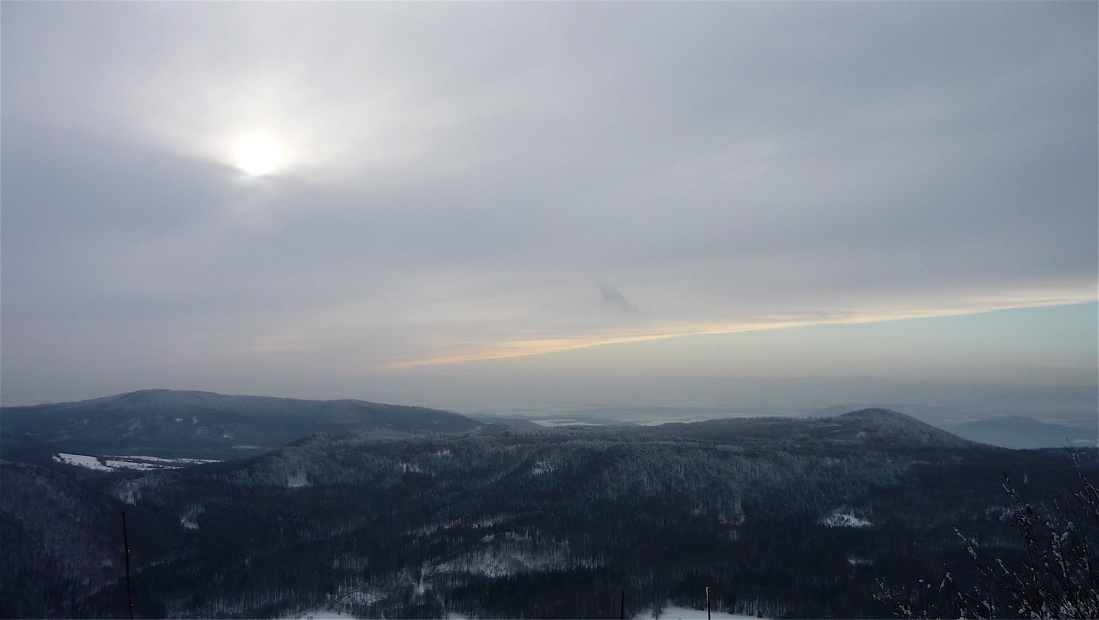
[384,292,1095,371]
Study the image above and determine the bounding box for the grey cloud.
[596,280,637,313]
[2,2,1095,400]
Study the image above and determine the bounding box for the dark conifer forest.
[2,394,1096,619]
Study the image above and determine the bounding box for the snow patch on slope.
[54,453,112,471]
[53,453,220,471]
[287,470,310,488]
[636,605,762,619]
[820,510,872,528]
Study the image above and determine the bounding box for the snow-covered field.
[820,510,872,528]
[52,453,220,471]
[637,605,761,619]
[104,459,163,471]
[53,453,113,471]
[283,604,761,619]
[279,611,354,620]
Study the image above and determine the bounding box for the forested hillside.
[0,390,483,459]
[2,408,1096,618]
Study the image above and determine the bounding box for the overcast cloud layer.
[2,2,1096,405]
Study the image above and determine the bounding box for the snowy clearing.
[120,455,221,464]
[279,603,762,619]
[636,605,762,619]
[104,459,164,471]
[279,610,354,619]
[53,453,112,471]
[821,510,872,528]
[52,453,221,472]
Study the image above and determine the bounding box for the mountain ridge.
[630,407,977,451]
[4,391,1095,619]
[0,389,487,459]
[1,391,984,463]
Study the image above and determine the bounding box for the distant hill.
[809,403,976,426]
[0,389,487,459]
[643,408,976,450]
[809,404,1098,449]
[948,415,1099,449]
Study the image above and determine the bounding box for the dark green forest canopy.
[3,409,1096,619]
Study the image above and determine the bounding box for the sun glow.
[232,133,283,176]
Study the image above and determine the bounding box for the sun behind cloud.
[232,133,283,176]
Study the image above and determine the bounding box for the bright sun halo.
[233,134,283,176]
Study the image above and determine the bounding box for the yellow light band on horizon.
[383,295,1096,371]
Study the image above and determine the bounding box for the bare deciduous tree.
[881,452,1099,619]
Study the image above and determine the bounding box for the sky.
[2,2,1096,412]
